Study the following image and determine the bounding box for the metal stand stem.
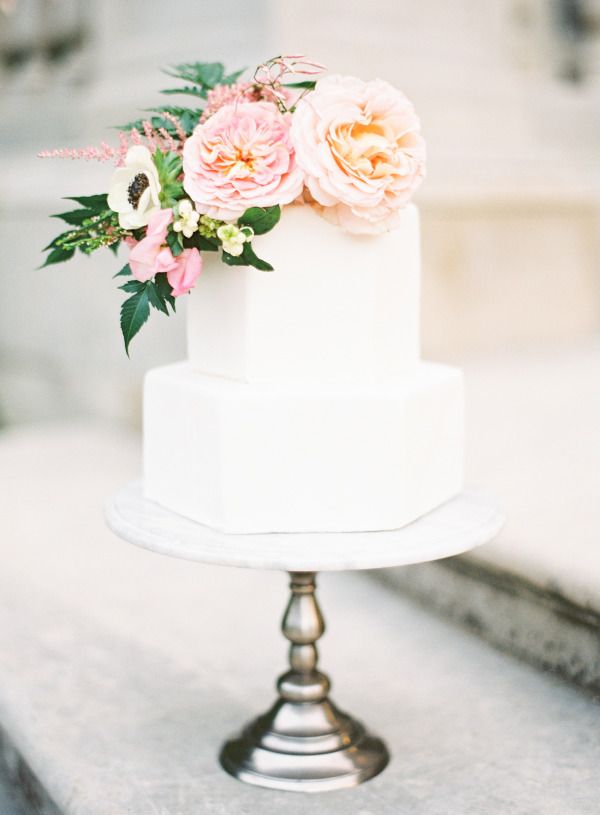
[220,571,389,792]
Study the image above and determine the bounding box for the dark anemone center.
[127,173,150,208]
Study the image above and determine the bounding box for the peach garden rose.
[182,101,305,221]
[290,75,426,234]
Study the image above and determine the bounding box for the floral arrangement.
[41,56,425,352]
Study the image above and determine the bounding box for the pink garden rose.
[129,208,202,296]
[290,75,426,234]
[182,101,305,221]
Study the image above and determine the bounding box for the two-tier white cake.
[143,202,464,533]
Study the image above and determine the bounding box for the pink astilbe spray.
[200,82,255,122]
[160,111,187,142]
[38,116,187,166]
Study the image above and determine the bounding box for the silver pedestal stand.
[105,483,504,793]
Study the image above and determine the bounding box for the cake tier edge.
[143,361,464,534]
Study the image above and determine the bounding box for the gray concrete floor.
[0,776,27,815]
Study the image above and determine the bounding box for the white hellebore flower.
[173,199,200,238]
[216,223,253,257]
[107,146,161,230]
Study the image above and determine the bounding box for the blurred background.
[1,0,599,428]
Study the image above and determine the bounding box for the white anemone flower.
[107,146,161,230]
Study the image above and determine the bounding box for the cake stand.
[105,482,504,793]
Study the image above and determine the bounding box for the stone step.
[377,339,600,691]
[0,423,599,813]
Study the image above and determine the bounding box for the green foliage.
[222,242,274,272]
[242,243,274,271]
[42,195,126,266]
[119,276,177,353]
[166,228,183,257]
[162,62,245,98]
[153,150,184,208]
[51,208,99,226]
[194,235,219,252]
[146,106,202,135]
[238,206,280,235]
[146,280,170,314]
[40,244,75,268]
[153,274,176,311]
[120,287,150,356]
[64,194,109,209]
[284,80,317,90]
[161,85,206,99]
[115,62,245,141]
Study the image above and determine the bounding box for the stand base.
[220,697,389,792]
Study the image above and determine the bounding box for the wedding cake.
[41,56,464,534]
[143,201,463,532]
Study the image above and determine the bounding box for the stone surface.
[106,481,503,571]
[0,422,600,814]
[376,339,600,690]
[463,339,600,611]
[376,557,600,692]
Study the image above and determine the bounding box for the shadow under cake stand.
[105,482,504,793]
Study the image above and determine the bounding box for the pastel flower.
[173,199,200,238]
[107,146,162,230]
[166,248,202,296]
[217,223,253,257]
[128,209,173,282]
[290,75,426,234]
[127,208,202,296]
[183,101,305,221]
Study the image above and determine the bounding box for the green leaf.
[221,250,247,267]
[64,194,108,210]
[119,279,146,294]
[194,235,219,252]
[164,61,225,88]
[242,243,274,271]
[154,274,176,311]
[146,280,170,315]
[43,231,71,251]
[40,245,75,268]
[166,229,183,257]
[161,86,207,99]
[120,289,150,356]
[51,208,96,226]
[108,240,121,256]
[221,67,246,85]
[114,263,132,278]
[283,80,317,90]
[222,243,274,272]
[238,205,281,235]
[143,106,203,135]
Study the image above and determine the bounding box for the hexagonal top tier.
[187,203,420,385]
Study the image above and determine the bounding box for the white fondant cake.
[143,204,464,533]
[187,204,420,384]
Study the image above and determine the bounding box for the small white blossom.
[217,223,254,257]
[173,199,200,238]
